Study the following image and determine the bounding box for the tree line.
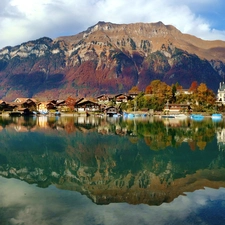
[123,80,217,112]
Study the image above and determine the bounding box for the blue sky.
[1,0,225,49]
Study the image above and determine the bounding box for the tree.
[193,83,216,109]
[171,84,177,103]
[145,85,152,94]
[197,83,208,93]
[189,81,198,92]
[128,86,139,94]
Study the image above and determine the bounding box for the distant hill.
[0,21,225,101]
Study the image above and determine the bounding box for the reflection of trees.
[0,118,225,206]
[124,119,217,151]
[0,116,221,151]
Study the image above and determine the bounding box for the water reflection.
[1,176,225,225]
[0,115,225,208]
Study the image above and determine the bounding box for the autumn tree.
[145,85,152,94]
[149,80,172,99]
[65,96,77,112]
[189,81,198,92]
[143,80,172,110]
[193,83,216,110]
[128,86,140,94]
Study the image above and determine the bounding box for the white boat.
[174,114,188,119]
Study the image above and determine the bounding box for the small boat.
[211,113,222,121]
[190,114,204,121]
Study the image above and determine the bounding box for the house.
[128,90,141,99]
[97,94,114,104]
[115,94,130,104]
[0,100,15,112]
[104,106,118,117]
[37,102,49,114]
[176,89,193,95]
[217,82,225,105]
[75,98,100,112]
[164,103,190,114]
[13,98,38,111]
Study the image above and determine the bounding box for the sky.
[1,0,225,49]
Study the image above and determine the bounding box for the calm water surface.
[0,115,225,225]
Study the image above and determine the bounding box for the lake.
[0,115,225,225]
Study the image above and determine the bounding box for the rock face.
[0,21,225,101]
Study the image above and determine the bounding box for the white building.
[217,82,225,105]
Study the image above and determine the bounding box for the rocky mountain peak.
[0,21,225,101]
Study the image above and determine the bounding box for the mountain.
[0,21,225,101]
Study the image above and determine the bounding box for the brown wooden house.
[115,94,130,104]
[75,99,100,112]
[97,94,114,104]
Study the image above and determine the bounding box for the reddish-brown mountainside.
[0,21,225,101]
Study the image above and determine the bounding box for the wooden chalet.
[13,98,38,111]
[75,98,100,112]
[176,89,193,95]
[37,102,49,113]
[128,90,141,99]
[104,106,118,116]
[115,94,130,104]
[0,100,15,111]
[164,103,191,114]
[97,94,114,104]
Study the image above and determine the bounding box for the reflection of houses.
[217,128,225,151]
[75,116,100,126]
[216,82,225,105]
[164,103,190,113]
[75,99,100,112]
[36,116,48,128]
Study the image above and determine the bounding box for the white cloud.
[1,176,225,224]
[0,0,225,49]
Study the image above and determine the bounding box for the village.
[0,80,225,118]
[0,93,142,117]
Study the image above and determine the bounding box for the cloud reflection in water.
[0,177,225,225]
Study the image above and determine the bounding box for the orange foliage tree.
[189,81,198,92]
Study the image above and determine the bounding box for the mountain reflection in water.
[0,115,225,224]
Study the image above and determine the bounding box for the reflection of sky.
[1,177,225,225]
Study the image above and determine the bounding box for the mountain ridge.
[0,21,225,101]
